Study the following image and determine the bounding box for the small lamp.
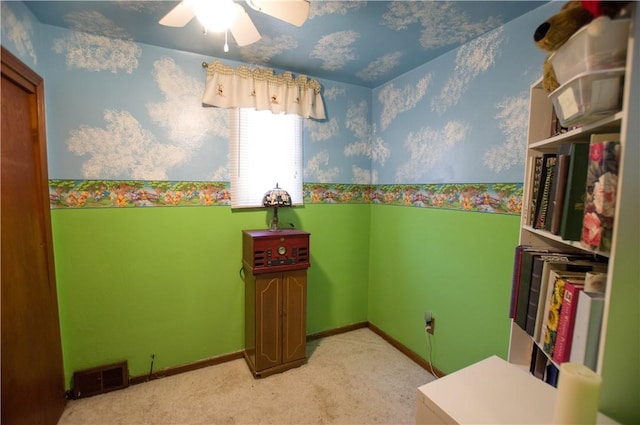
[262,183,292,231]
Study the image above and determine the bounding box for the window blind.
[230,108,303,208]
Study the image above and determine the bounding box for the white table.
[416,355,617,424]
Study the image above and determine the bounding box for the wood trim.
[367,322,446,378]
[129,351,244,385]
[129,321,444,386]
[307,321,368,341]
[1,46,41,89]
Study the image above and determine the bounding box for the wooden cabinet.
[242,230,310,378]
[508,6,639,423]
[243,269,307,377]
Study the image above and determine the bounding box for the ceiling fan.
[159,0,310,48]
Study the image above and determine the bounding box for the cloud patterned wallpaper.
[1,1,563,213]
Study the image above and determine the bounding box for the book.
[539,270,586,350]
[581,134,621,253]
[529,343,548,380]
[569,291,605,371]
[509,245,529,319]
[525,252,584,337]
[544,145,570,232]
[528,156,543,226]
[534,155,557,229]
[534,261,568,342]
[559,143,590,241]
[532,257,604,342]
[515,248,551,330]
[541,275,581,358]
[552,280,585,363]
[546,363,559,387]
[532,154,552,227]
[525,255,547,336]
[549,150,571,234]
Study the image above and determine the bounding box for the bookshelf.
[508,6,639,423]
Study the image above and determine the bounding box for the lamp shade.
[193,0,237,33]
[262,184,291,231]
[262,183,292,207]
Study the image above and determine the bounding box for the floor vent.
[72,360,129,399]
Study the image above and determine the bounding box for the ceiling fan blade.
[229,4,261,46]
[159,1,195,27]
[246,0,310,27]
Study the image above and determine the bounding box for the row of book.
[510,246,607,372]
[530,344,560,387]
[524,132,620,254]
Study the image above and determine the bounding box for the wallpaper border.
[49,180,523,215]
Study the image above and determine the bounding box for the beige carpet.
[57,328,436,425]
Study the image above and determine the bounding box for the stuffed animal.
[533,1,629,92]
[533,1,594,92]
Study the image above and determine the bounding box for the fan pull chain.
[224,30,229,53]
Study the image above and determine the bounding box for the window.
[229,108,303,208]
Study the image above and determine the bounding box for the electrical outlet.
[424,311,435,335]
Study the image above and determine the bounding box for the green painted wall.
[52,201,522,388]
[286,205,371,334]
[52,203,370,387]
[367,205,520,374]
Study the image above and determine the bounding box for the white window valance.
[202,60,326,120]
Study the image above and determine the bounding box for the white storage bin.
[550,68,624,127]
[549,18,629,86]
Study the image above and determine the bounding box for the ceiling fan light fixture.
[193,0,238,33]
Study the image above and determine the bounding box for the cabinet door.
[282,269,307,364]
[255,274,282,371]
